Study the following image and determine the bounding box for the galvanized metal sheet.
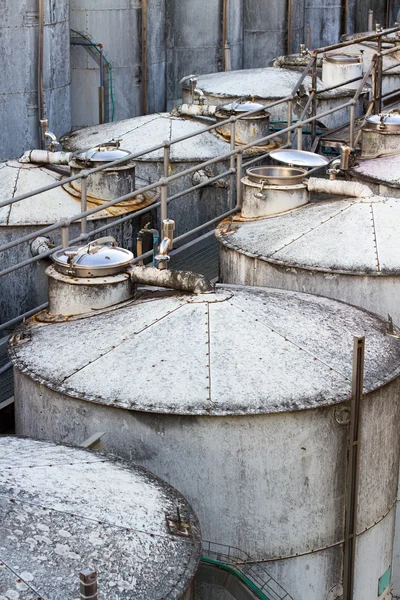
[62,113,229,161]
[274,202,379,273]
[217,198,400,275]
[9,285,400,415]
[0,436,201,600]
[353,155,400,185]
[0,564,39,600]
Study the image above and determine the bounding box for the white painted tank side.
[14,370,400,600]
[218,245,400,326]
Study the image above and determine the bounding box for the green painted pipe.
[200,556,271,600]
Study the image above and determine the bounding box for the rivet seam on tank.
[267,202,355,259]
[205,303,212,410]
[0,494,194,544]
[227,298,350,382]
[0,557,43,599]
[369,204,381,272]
[56,301,188,386]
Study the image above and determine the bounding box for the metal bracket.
[166,508,192,538]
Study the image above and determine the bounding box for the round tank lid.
[0,436,201,600]
[324,53,362,64]
[52,237,133,277]
[269,149,329,168]
[364,111,400,130]
[217,99,267,114]
[9,285,400,416]
[75,144,131,163]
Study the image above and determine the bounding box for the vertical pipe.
[38,0,45,149]
[306,24,311,49]
[297,125,303,150]
[376,37,383,114]
[287,0,293,55]
[80,570,98,600]
[236,151,243,209]
[161,142,169,223]
[349,104,355,148]
[287,100,293,146]
[342,337,365,600]
[343,0,349,36]
[142,0,147,113]
[99,49,105,124]
[230,120,236,208]
[368,10,374,31]
[61,226,70,248]
[311,59,317,140]
[80,174,88,236]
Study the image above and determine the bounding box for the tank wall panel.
[0,0,71,160]
[146,0,167,113]
[219,245,400,326]
[243,0,286,68]
[14,371,400,600]
[70,1,142,128]
[304,0,342,49]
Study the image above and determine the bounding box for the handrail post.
[236,151,243,209]
[349,103,355,149]
[80,171,88,236]
[375,36,383,114]
[161,141,170,223]
[297,124,303,150]
[287,99,293,146]
[61,225,70,248]
[230,119,237,208]
[80,569,98,600]
[311,58,317,140]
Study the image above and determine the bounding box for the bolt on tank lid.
[52,236,133,277]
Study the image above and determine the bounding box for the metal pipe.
[349,103,355,148]
[236,152,243,209]
[38,0,45,149]
[160,183,168,224]
[343,0,349,36]
[129,265,213,294]
[80,173,88,235]
[80,570,98,600]
[375,37,383,113]
[230,120,236,208]
[61,226,69,249]
[343,337,365,600]
[287,0,293,55]
[311,23,400,55]
[368,9,374,31]
[297,125,303,150]
[142,0,147,112]
[311,60,317,140]
[0,303,48,333]
[287,100,293,146]
[222,0,230,71]
[306,24,311,49]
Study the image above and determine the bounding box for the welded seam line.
[229,298,349,381]
[61,302,187,384]
[268,202,354,258]
[0,556,49,600]
[206,303,212,407]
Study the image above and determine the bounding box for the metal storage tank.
[216,192,400,325]
[10,279,400,600]
[0,436,201,599]
[0,160,157,326]
[180,67,366,131]
[243,0,305,68]
[70,0,142,128]
[352,153,400,198]
[166,0,244,108]
[304,0,354,49]
[0,0,71,160]
[61,113,244,239]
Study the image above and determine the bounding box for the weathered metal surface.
[9,284,400,415]
[217,197,400,276]
[241,178,309,218]
[47,265,135,316]
[304,0,347,49]
[352,154,400,188]
[0,436,201,599]
[165,0,244,107]
[12,355,400,600]
[70,0,142,128]
[180,67,364,129]
[0,0,71,160]
[361,128,400,159]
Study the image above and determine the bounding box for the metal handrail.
[1,24,400,323]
